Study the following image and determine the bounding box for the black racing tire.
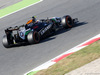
[27,31,40,44]
[2,35,10,48]
[61,15,73,29]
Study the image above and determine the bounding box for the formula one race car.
[2,15,78,48]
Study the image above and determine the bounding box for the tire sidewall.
[2,35,10,48]
[27,31,40,44]
[66,15,73,28]
[62,15,73,29]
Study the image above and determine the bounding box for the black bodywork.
[2,15,78,48]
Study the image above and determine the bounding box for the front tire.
[27,31,40,44]
[61,15,73,29]
[2,35,10,48]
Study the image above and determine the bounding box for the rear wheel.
[27,31,40,44]
[2,35,10,48]
[61,15,73,29]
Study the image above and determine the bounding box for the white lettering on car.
[41,24,52,35]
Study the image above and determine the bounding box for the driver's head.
[32,16,36,23]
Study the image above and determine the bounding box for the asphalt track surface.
[0,0,100,75]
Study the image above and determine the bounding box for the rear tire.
[61,15,73,29]
[2,35,10,48]
[27,31,40,44]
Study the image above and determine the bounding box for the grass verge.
[0,0,40,18]
[34,40,100,75]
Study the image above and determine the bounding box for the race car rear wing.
[5,25,25,34]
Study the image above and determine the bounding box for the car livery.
[2,15,78,48]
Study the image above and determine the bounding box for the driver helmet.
[32,16,36,23]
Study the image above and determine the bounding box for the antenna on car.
[47,17,49,22]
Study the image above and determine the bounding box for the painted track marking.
[0,0,43,19]
[24,34,100,75]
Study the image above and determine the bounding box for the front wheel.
[2,35,10,48]
[27,31,40,44]
[61,15,73,29]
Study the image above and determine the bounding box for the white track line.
[0,0,43,19]
[24,34,100,75]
